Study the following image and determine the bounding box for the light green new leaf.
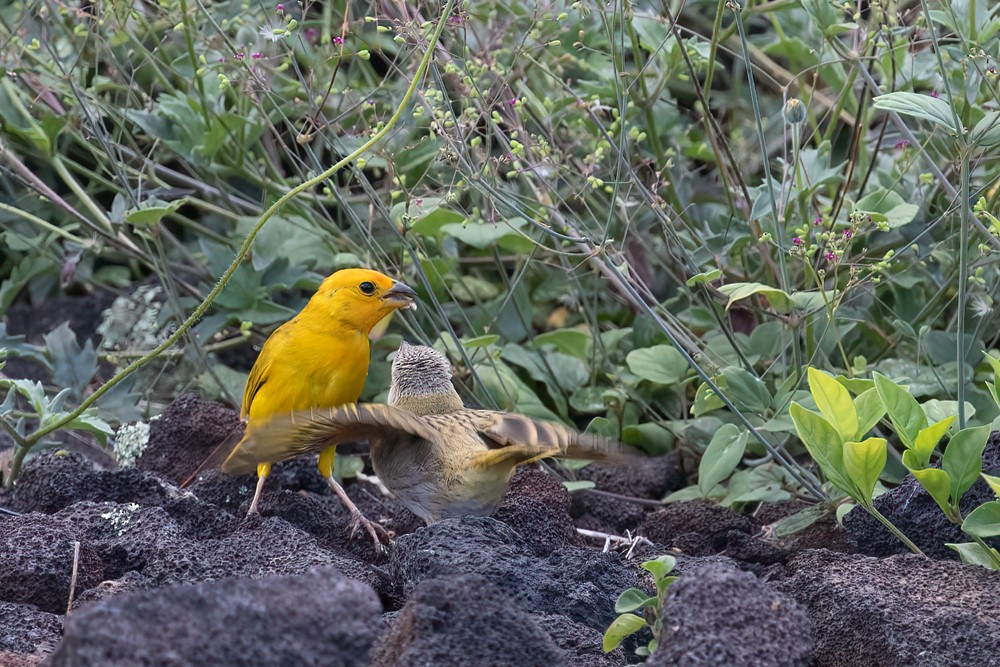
[942,425,990,503]
[982,473,1000,498]
[641,555,677,580]
[602,614,647,653]
[808,368,858,441]
[698,424,749,496]
[717,283,794,314]
[872,92,964,135]
[789,402,853,495]
[911,417,955,468]
[946,542,1000,569]
[842,438,887,503]
[908,467,953,516]
[873,372,926,449]
[961,502,1000,539]
[614,588,658,613]
[853,388,885,438]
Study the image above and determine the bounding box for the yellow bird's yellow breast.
[244,320,371,425]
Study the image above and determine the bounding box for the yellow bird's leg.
[247,462,271,515]
[318,446,387,548]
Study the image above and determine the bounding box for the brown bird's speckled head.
[387,343,463,413]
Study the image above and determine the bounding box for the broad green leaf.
[126,202,179,226]
[602,614,647,653]
[614,588,657,613]
[769,505,828,537]
[842,438,887,504]
[969,111,1000,148]
[717,283,794,314]
[942,425,990,502]
[698,424,748,496]
[853,190,919,230]
[961,501,1000,539]
[872,92,963,135]
[853,387,886,438]
[982,473,1000,498]
[789,402,852,494]
[621,422,675,456]
[533,329,591,360]
[721,368,771,414]
[946,542,1000,569]
[873,372,926,449]
[808,368,858,441]
[911,417,954,468]
[626,345,688,385]
[692,381,725,416]
[908,467,953,516]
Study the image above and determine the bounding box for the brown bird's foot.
[246,473,268,516]
[325,476,390,549]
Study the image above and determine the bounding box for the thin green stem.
[958,153,970,428]
[15,0,456,458]
[866,503,926,556]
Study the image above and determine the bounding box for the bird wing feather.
[222,403,439,475]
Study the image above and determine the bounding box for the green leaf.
[853,190,919,230]
[602,614,647,653]
[942,425,990,502]
[982,473,1000,498]
[614,588,658,613]
[911,417,955,468]
[626,345,688,385]
[789,402,853,495]
[946,542,1000,569]
[698,424,748,496]
[853,387,886,438]
[969,111,1000,148]
[463,334,500,348]
[692,381,725,416]
[961,501,1000,539]
[125,202,179,226]
[872,92,963,135]
[808,368,858,441]
[717,282,794,314]
[908,467,953,516]
[621,422,675,456]
[686,268,722,287]
[842,438,887,503]
[563,480,597,493]
[641,554,677,580]
[769,505,828,537]
[873,372,926,449]
[533,329,591,360]
[721,368,771,414]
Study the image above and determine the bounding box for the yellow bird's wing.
[221,403,440,475]
[463,410,634,469]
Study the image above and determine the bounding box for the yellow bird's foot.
[324,475,390,549]
[246,473,268,516]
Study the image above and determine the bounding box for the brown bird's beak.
[382,281,418,311]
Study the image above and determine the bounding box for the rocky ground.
[1,393,999,666]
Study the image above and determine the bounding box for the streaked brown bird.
[223,342,633,524]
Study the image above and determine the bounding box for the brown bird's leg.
[247,462,271,515]
[319,446,388,548]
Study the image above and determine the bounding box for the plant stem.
[866,503,926,556]
[957,152,970,428]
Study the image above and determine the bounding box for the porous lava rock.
[773,549,1000,667]
[0,601,62,656]
[389,516,641,632]
[646,562,812,667]
[49,566,381,667]
[494,468,580,554]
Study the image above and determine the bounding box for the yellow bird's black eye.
[359,281,377,295]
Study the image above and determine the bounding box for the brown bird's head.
[388,343,463,412]
[307,268,418,333]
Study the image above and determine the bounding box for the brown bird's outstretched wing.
[460,410,635,469]
[221,403,440,475]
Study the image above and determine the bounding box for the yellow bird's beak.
[382,281,419,311]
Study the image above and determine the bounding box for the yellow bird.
[222,268,418,545]
[224,343,633,525]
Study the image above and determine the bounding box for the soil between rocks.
[0,396,998,666]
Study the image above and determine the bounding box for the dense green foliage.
[1,0,999,544]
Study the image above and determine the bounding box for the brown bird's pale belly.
[369,436,514,525]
